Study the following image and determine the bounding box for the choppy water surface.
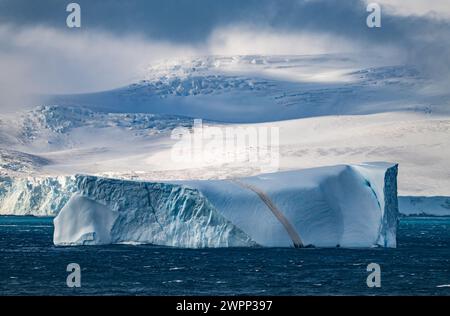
[0,216,449,295]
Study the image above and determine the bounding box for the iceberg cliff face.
[54,176,256,247]
[52,162,399,248]
[352,162,398,247]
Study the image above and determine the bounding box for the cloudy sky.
[0,0,449,109]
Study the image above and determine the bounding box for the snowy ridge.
[0,104,195,176]
[0,148,51,174]
[19,105,193,143]
[136,58,422,99]
[48,55,444,123]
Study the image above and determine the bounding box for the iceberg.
[54,176,256,247]
[53,162,399,248]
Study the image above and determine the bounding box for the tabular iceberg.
[53,162,398,248]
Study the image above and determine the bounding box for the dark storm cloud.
[1,0,449,64]
[0,0,398,43]
[0,0,265,42]
[0,0,449,108]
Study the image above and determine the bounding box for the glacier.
[51,162,398,248]
[0,175,76,216]
[398,196,450,217]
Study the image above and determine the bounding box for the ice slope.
[0,105,194,177]
[53,162,398,248]
[144,111,450,197]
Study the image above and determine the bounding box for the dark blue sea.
[0,216,449,296]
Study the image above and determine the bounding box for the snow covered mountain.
[46,55,447,123]
[0,54,449,222]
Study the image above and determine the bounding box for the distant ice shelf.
[48,162,399,248]
[398,196,450,217]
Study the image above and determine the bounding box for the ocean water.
[0,216,449,296]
